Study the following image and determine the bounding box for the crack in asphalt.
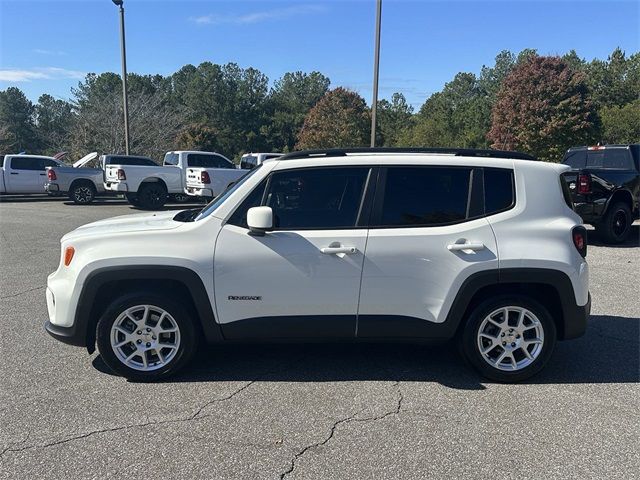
[0,380,256,461]
[279,381,404,480]
[0,285,46,300]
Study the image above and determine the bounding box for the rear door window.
[164,153,179,166]
[563,151,586,169]
[375,167,472,227]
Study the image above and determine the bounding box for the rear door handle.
[321,246,357,255]
[447,242,485,252]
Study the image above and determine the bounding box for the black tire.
[171,193,189,203]
[125,192,140,206]
[137,182,167,210]
[597,202,632,244]
[96,293,197,381]
[70,182,96,204]
[459,295,557,383]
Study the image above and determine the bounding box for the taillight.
[201,171,211,184]
[577,173,591,195]
[64,246,75,266]
[47,169,56,181]
[572,226,587,258]
[117,168,126,180]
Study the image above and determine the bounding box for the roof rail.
[279,147,537,161]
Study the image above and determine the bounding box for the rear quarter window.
[188,154,234,169]
[484,168,515,215]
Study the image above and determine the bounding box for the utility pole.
[370,0,382,147]
[112,0,130,155]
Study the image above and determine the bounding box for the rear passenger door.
[357,166,503,338]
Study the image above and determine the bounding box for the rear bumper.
[44,183,60,193]
[186,186,213,197]
[563,292,591,340]
[105,182,128,192]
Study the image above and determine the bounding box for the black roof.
[567,144,639,151]
[279,147,537,161]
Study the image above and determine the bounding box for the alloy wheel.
[476,306,544,371]
[110,305,181,371]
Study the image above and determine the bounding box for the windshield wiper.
[173,207,203,222]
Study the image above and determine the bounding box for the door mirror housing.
[247,206,273,236]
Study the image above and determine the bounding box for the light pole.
[370,0,382,148]
[112,0,130,155]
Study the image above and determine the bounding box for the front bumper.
[45,320,86,347]
[105,182,128,192]
[186,186,213,197]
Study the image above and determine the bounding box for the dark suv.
[562,145,639,243]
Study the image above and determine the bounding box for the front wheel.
[459,295,556,382]
[96,294,197,381]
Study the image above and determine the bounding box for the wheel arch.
[76,265,223,353]
[605,189,634,213]
[69,178,97,192]
[140,177,168,191]
[446,268,586,341]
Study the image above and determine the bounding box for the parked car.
[45,153,161,204]
[45,147,590,383]
[562,144,639,243]
[104,150,237,209]
[240,152,283,170]
[184,152,248,200]
[0,154,64,195]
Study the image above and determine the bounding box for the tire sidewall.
[138,183,167,210]
[461,295,557,383]
[96,294,196,381]
[71,183,95,204]
[601,202,631,244]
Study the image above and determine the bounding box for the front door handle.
[10,172,18,175]
[447,242,485,252]
[321,246,357,255]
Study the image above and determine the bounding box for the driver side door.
[213,166,374,340]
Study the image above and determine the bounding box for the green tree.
[586,48,640,109]
[263,71,330,152]
[35,94,75,155]
[296,87,370,149]
[0,87,37,153]
[488,55,599,161]
[601,100,640,144]
[376,92,413,146]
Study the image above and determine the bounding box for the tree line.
[0,47,638,163]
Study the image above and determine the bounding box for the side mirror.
[247,206,273,236]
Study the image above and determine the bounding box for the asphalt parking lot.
[0,195,638,479]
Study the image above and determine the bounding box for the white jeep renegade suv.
[45,148,590,382]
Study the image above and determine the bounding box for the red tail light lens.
[577,173,591,194]
[117,168,126,180]
[572,226,587,257]
[201,171,211,184]
[47,169,56,181]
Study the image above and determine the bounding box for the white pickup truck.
[104,150,244,209]
[0,154,64,195]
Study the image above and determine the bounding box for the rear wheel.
[137,182,167,210]
[459,295,556,382]
[125,193,140,206]
[96,294,197,381]
[70,182,96,204]
[597,202,632,244]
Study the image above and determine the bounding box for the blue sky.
[0,0,638,108]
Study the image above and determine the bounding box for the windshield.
[195,165,263,221]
